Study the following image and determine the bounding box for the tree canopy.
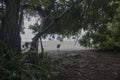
[0,0,120,53]
[27,0,120,50]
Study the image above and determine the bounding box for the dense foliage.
[1,0,119,50]
[0,0,120,79]
[79,0,120,49]
[26,0,120,49]
[0,52,50,80]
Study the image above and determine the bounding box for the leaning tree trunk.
[40,36,44,53]
[0,0,21,56]
[29,5,73,52]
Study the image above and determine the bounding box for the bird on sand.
[57,44,61,50]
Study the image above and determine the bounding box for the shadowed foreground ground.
[48,50,120,80]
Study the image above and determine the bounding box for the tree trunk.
[0,0,21,55]
[40,36,44,53]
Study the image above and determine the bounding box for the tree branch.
[29,5,73,51]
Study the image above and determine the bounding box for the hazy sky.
[21,17,84,42]
[21,17,37,42]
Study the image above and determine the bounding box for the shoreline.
[22,41,85,52]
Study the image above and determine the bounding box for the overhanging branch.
[29,5,73,51]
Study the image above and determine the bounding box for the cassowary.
[57,44,61,50]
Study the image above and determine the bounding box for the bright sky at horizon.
[21,17,84,42]
[21,17,39,42]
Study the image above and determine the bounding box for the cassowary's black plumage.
[57,44,61,49]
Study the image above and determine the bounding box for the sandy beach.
[39,41,84,52]
[22,40,85,52]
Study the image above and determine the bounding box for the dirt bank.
[48,50,120,80]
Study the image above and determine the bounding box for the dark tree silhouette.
[0,0,21,56]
